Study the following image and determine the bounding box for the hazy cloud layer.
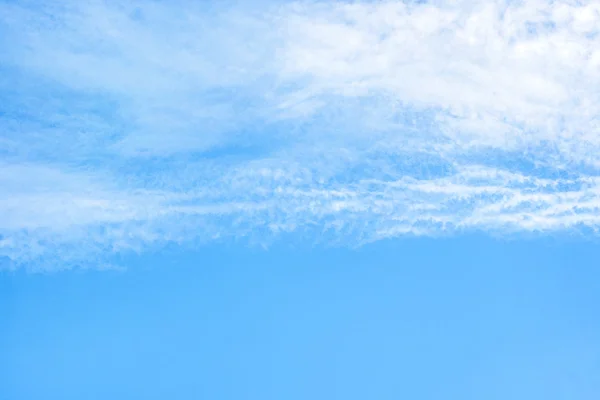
[2,0,600,270]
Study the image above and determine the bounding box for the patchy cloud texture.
[2,0,600,270]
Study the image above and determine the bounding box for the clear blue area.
[2,236,600,400]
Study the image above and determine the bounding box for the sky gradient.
[2,1,600,399]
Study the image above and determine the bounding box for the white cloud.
[2,0,600,270]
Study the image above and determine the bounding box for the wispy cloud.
[2,0,600,270]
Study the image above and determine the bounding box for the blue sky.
[3,237,600,399]
[2,0,600,398]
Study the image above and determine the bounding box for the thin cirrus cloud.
[1,0,600,270]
